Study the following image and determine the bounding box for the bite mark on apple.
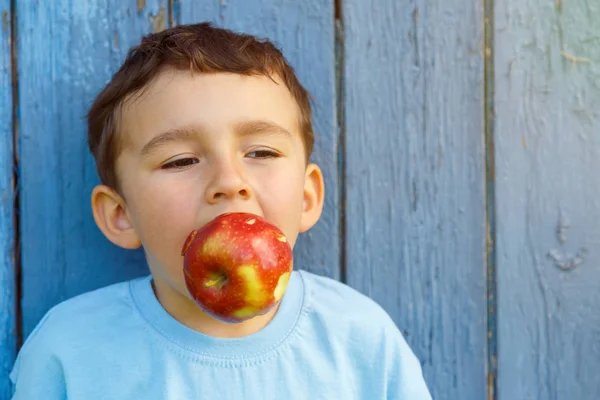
[232,306,259,319]
[273,272,290,301]
[276,235,287,243]
[181,230,198,256]
[237,265,268,304]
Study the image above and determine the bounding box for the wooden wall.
[494,0,600,398]
[1,1,598,399]
[0,2,15,399]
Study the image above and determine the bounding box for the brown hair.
[87,22,314,192]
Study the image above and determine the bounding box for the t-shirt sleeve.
[9,309,67,400]
[385,326,433,400]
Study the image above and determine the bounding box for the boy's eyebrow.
[235,120,292,139]
[140,120,291,156]
[140,127,196,156]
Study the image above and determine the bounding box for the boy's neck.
[150,275,279,339]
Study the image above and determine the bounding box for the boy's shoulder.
[297,269,401,335]
[20,275,147,351]
[45,274,141,316]
[296,269,431,399]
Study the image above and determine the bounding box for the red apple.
[181,212,293,323]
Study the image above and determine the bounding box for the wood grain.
[0,2,15,397]
[494,0,600,398]
[342,1,487,398]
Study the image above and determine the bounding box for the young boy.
[10,23,432,399]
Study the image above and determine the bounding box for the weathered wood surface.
[342,1,487,398]
[18,0,169,338]
[0,2,15,398]
[494,0,600,398]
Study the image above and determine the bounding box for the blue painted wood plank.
[176,0,339,281]
[494,1,600,398]
[0,3,15,397]
[342,1,487,399]
[18,0,169,339]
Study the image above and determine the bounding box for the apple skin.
[181,212,293,323]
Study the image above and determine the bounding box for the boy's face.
[92,68,323,304]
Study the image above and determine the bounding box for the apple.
[181,212,293,323]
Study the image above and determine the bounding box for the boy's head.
[88,22,315,192]
[87,23,324,313]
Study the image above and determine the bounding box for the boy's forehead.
[125,67,295,109]
[117,68,303,150]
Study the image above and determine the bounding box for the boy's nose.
[205,162,252,204]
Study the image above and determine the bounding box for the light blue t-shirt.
[10,270,432,399]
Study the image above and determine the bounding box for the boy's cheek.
[135,208,193,260]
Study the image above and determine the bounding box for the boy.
[10,23,432,399]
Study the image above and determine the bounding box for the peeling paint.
[487,370,495,400]
[561,50,593,70]
[555,0,562,14]
[485,47,492,59]
[548,248,587,271]
[149,6,166,33]
[137,0,145,13]
[547,211,587,271]
[556,210,570,245]
[218,0,227,21]
[2,10,7,34]
[484,0,497,397]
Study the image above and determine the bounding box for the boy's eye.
[161,157,199,169]
[246,149,280,159]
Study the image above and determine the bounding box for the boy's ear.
[91,185,142,249]
[299,163,325,233]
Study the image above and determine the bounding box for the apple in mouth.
[181,212,293,323]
